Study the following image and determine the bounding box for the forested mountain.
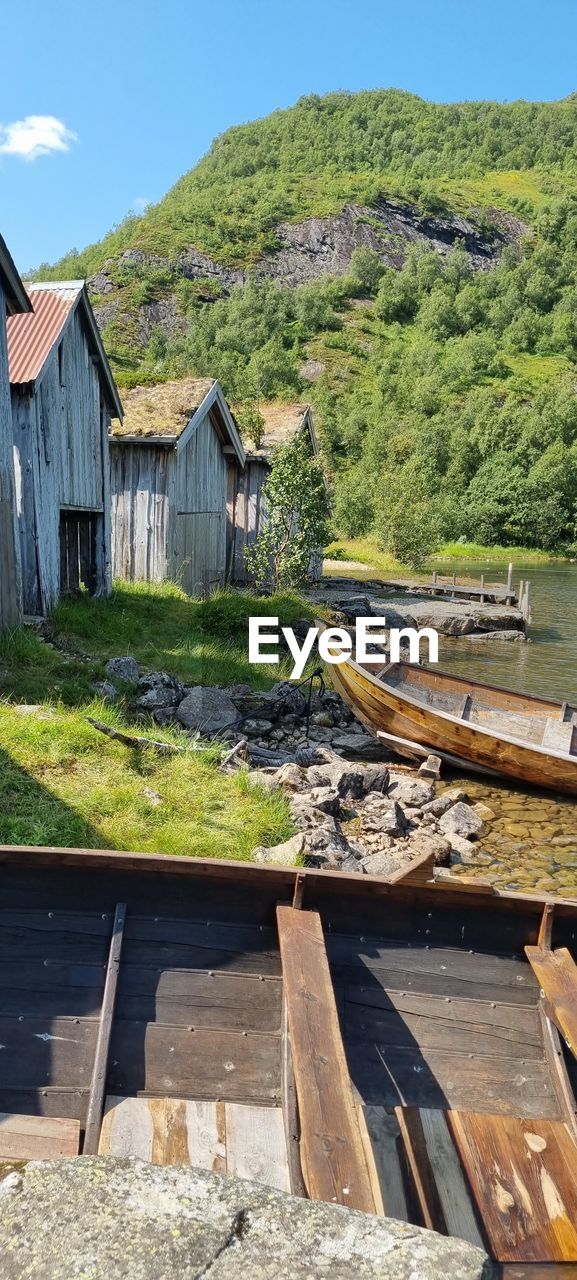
[39,90,577,553]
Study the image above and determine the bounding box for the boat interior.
[362,659,577,755]
[2,847,577,1270]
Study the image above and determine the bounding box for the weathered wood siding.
[0,281,21,629]
[229,457,269,585]
[11,308,112,614]
[110,442,172,583]
[169,410,228,596]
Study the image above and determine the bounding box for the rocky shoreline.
[96,655,494,883]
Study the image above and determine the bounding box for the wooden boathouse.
[110,377,245,595]
[7,281,123,616]
[0,235,31,630]
[229,401,319,583]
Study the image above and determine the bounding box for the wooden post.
[518,579,524,615]
[83,902,127,1154]
[479,574,485,604]
[506,561,514,605]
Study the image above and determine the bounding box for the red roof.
[7,285,78,385]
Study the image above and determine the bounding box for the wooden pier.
[379,562,532,622]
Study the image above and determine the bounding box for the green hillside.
[39,89,577,555]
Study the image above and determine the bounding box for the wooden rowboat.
[320,633,577,794]
[2,843,577,1271]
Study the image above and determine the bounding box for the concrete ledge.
[0,1156,493,1279]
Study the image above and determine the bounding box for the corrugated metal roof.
[7,283,82,384]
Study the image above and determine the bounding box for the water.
[327,556,577,893]
[431,559,577,702]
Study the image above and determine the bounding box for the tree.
[245,437,330,590]
[349,247,385,294]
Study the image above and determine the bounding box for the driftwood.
[219,738,249,770]
[247,743,320,768]
[87,718,185,755]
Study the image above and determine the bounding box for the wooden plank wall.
[230,456,268,584]
[110,441,171,583]
[0,281,21,629]
[10,306,112,614]
[171,410,228,595]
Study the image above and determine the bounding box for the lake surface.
[431,559,577,702]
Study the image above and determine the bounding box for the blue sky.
[2,0,577,271]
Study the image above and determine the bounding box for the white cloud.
[0,115,77,162]
[132,196,151,213]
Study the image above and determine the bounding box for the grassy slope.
[0,582,320,855]
[325,536,556,573]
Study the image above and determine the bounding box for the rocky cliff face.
[89,198,528,345]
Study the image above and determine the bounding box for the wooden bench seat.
[0,1112,80,1159]
[542,718,576,754]
[525,944,577,1059]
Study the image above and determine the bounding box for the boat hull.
[329,658,577,795]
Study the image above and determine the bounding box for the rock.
[447,833,486,864]
[91,681,118,701]
[340,853,366,872]
[361,764,390,794]
[311,710,334,728]
[176,686,237,735]
[242,718,274,737]
[472,801,496,822]
[439,801,486,840]
[253,833,306,865]
[306,761,366,799]
[304,786,340,815]
[387,776,435,807]
[270,681,308,717]
[405,830,452,866]
[360,798,407,837]
[422,788,467,817]
[331,733,388,760]
[142,787,163,807]
[152,706,179,725]
[104,656,140,683]
[464,629,526,642]
[361,849,400,876]
[137,687,181,711]
[0,1157,489,1279]
[274,763,307,790]
[246,770,280,792]
[229,690,278,720]
[418,754,442,780]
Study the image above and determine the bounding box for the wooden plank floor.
[99,1097,290,1192]
[0,1113,80,1159]
[448,1111,577,1262]
[328,931,559,1120]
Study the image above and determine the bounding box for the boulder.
[229,690,278,720]
[472,801,496,822]
[104,656,140,683]
[245,770,280,792]
[387,776,435,807]
[361,764,390,794]
[304,786,340,815]
[253,833,306,865]
[360,798,406,837]
[439,801,486,840]
[0,1158,489,1279]
[137,687,181,711]
[361,849,400,876]
[274,763,308,790]
[153,707,179,726]
[177,686,237,735]
[305,761,366,799]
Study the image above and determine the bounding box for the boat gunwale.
[1,843,577,922]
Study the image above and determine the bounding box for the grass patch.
[325,536,561,575]
[0,581,319,856]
